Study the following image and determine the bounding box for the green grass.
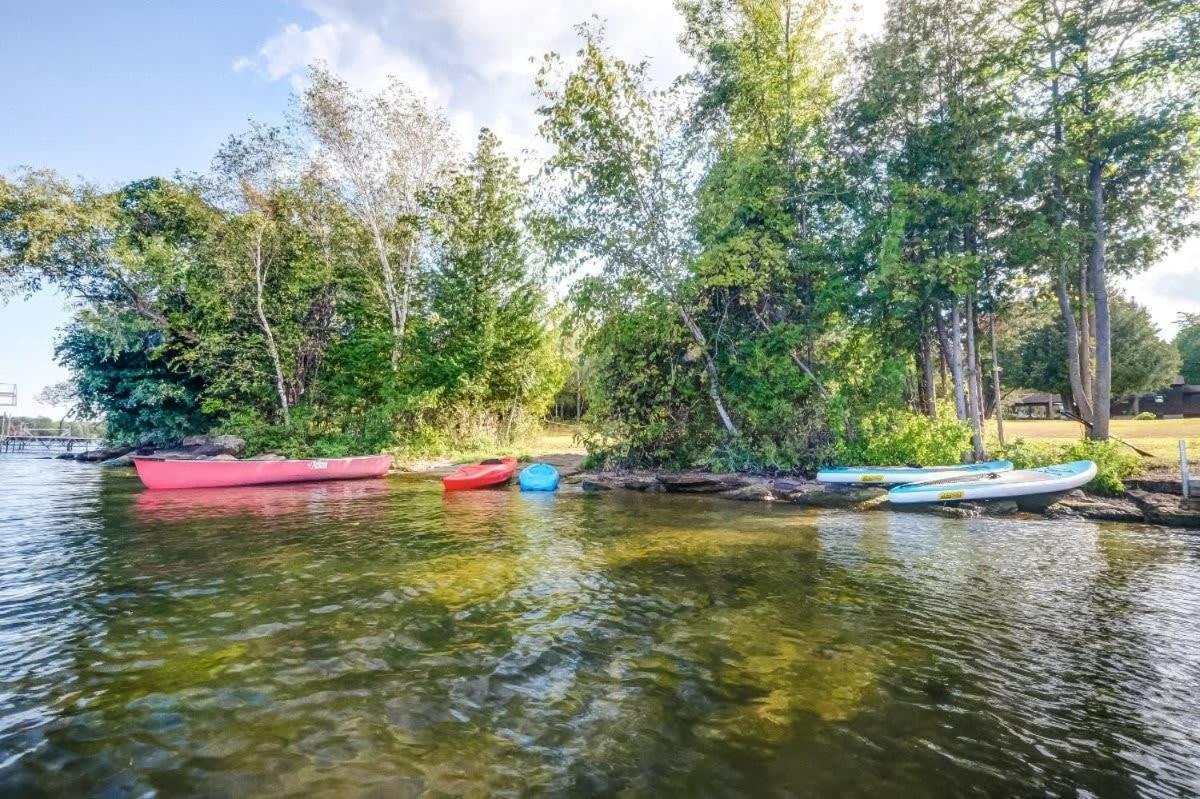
[989,418,1200,469]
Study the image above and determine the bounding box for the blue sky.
[1,0,1195,415]
[1,2,297,414]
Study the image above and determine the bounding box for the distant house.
[1010,393,1062,419]
[1112,377,1200,418]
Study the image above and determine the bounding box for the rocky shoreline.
[50,443,1199,529]
[565,463,1200,529]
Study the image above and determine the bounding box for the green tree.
[535,21,740,438]
[1175,313,1200,384]
[419,129,562,440]
[1009,293,1180,403]
[1012,0,1200,439]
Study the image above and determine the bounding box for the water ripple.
[0,459,1198,796]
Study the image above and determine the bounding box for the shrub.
[994,437,1142,495]
[837,409,972,468]
[1134,411,1157,421]
[1060,439,1141,495]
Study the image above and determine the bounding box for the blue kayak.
[518,463,560,492]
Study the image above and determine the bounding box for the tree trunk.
[946,303,967,421]
[963,297,985,460]
[252,230,291,427]
[575,359,582,422]
[368,219,404,370]
[1054,275,1094,423]
[395,235,419,367]
[1079,267,1093,401]
[678,307,739,438]
[1088,158,1112,440]
[920,327,937,417]
[989,308,1005,446]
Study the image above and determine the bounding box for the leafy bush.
[1134,411,1157,421]
[994,437,1142,495]
[837,409,972,468]
[1061,439,1141,495]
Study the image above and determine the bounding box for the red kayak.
[132,454,393,490]
[442,457,517,491]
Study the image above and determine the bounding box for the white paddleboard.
[887,460,1097,504]
[817,460,1013,486]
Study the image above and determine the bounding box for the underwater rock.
[718,481,775,502]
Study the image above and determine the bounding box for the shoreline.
[38,445,1200,529]
[535,456,1200,529]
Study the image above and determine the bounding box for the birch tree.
[300,67,453,369]
[535,23,740,437]
[210,126,297,425]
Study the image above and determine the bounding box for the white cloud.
[235,0,699,157]
[1122,238,1200,338]
[234,0,1194,333]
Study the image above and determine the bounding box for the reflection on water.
[1,459,1199,796]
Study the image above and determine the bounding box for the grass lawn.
[989,418,1200,468]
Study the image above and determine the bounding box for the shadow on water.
[1,458,1198,796]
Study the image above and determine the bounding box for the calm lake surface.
[2,458,1199,797]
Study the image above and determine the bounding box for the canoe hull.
[817,460,1013,486]
[133,454,393,490]
[888,460,1097,504]
[518,463,560,492]
[443,457,518,491]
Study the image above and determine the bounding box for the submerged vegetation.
[2,0,1198,469]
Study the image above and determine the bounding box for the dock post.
[1182,440,1191,499]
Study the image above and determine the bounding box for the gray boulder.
[76,446,133,463]
[99,454,134,467]
[192,435,246,457]
[1047,495,1144,523]
[1127,490,1200,528]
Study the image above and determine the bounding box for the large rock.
[248,453,287,461]
[896,502,981,519]
[99,454,134,468]
[718,481,775,502]
[769,478,808,500]
[1125,477,1185,496]
[789,482,888,509]
[75,446,133,463]
[581,476,619,492]
[192,435,246,457]
[657,472,752,493]
[180,434,210,448]
[1046,495,1144,523]
[1127,490,1200,528]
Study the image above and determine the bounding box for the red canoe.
[442,457,517,491]
[132,454,393,490]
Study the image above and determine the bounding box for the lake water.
[1,458,1199,797]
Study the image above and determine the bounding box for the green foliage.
[1134,411,1157,421]
[836,409,972,469]
[56,312,213,446]
[1008,293,1181,399]
[1175,313,1200,385]
[993,438,1142,496]
[577,300,716,470]
[4,129,561,456]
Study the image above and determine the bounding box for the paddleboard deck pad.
[817,460,1013,486]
